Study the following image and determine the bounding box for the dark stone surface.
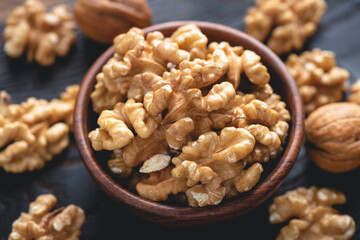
[0,0,359,239]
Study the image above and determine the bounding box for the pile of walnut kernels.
[88,24,291,207]
[1,0,358,239]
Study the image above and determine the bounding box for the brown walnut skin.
[305,102,360,173]
[74,0,152,43]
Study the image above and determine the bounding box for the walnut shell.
[74,0,152,43]
[305,102,360,173]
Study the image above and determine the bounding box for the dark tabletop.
[0,0,359,239]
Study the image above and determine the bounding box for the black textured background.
[0,0,359,239]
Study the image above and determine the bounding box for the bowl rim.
[74,20,304,225]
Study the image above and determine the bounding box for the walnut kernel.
[4,0,76,66]
[9,194,85,240]
[269,187,355,240]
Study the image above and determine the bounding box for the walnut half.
[269,186,355,240]
[9,194,85,240]
[245,0,327,55]
[0,86,78,173]
[4,0,76,66]
[286,48,349,114]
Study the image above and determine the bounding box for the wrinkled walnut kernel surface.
[89,24,291,207]
[8,194,85,240]
[269,186,355,240]
[286,48,349,114]
[349,80,360,105]
[0,85,78,173]
[245,0,327,55]
[4,0,76,66]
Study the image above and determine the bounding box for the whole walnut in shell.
[305,102,360,173]
[74,0,152,43]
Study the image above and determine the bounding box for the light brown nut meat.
[59,85,79,130]
[270,187,355,240]
[264,93,290,122]
[169,24,208,60]
[3,88,77,127]
[208,41,243,89]
[150,32,190,65]
[9,194,85,240]
[136,166,188,202]
[88,109,134,151]
[123,127,167,167]
[244,124,282,163]
[102,29,166,94]
[107,149,132,178]
[286,48,349,114]
[270,120,289,145]
[243,100,279,126]
[179,58,228,89]
[166,117,195,150]
[267,21,316,55]
[242,50,270,86]
[91,73,125,114]
[127,72,167,102]
[269,186,346,224]
[348,80,360,105]
[87,26,292,207]
[124,99,161,138]
[139,154,171,173]
[0,89,73,174]
[4,0,76,66]
[0,122,35,163]
[233,162,263,192]
[187,82,236,112]
[251,84,273,101]
[143,84,173,116]
[45,122,70,156]
[171,127,255,206]
[0,121,70,173]
[245,0,326,55]
[276,210,355,240]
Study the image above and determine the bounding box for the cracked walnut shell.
[269,186,355,240]
[305,102,360,173]
[4,0,76,66]
[9,194,85,240]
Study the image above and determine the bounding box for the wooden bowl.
[74,21,304,226]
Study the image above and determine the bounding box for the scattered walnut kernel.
[348,80,360,105]
[3,0,76,66]
[88,25,291,206]
[286,48,349,114]
[9,194,85,240]
[245,0,326,55]
[0,86,78,173]
[269,186,355,240]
